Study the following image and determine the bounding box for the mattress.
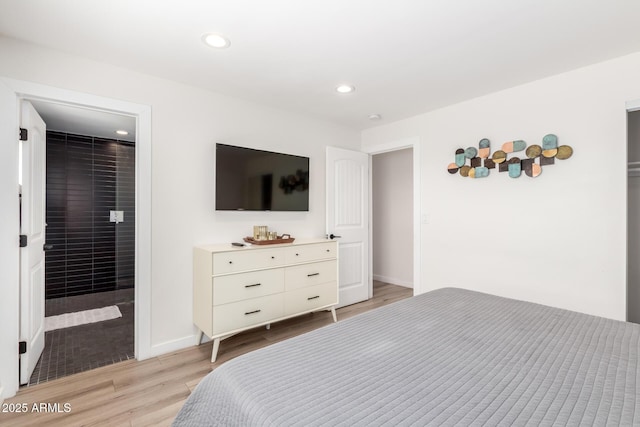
[173,287,640,426]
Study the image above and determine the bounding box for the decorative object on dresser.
[193,238,338,362]
[246,225,294,245]
[243,235,295,245]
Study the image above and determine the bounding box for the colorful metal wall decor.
[447,134,573,179]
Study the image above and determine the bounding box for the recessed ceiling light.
[368,114,382,121]
[115,130,129,136]
[202,33,231,49]
[335,84,355,94]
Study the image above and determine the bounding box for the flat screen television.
[215,143,309,211]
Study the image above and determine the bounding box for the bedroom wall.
[0,36,359,397]
[372,149,413,287]
[362,52,640,321]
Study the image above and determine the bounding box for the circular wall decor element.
[459,165,471,177]
[532,163,542,177]
[508,157,522,178]
[526,145,542,158]
[492,150,507,164]
[501,140,526,154]
[556,145,573,160]
[542,148,558,158]
[447,163,459,174]
[542,134,558,149]
[465,147,477,158]
[472,167,489,178]
[455,148,465,167]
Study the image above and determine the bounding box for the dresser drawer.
[284,282,337,316]
[285,260,337,291]
[213,248,285,274]
[212,294,284,335]
[213,269,284,306]
[285,242,336,264]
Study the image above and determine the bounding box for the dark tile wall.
[45,131,135,299]
[116,143,135,288]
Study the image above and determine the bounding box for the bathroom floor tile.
[25,290,134,387]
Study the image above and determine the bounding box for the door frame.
[362,137,421,296]
[626,98,640,322]
[0,77,152,398]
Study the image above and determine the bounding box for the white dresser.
[193,238,338,362]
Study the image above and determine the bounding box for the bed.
[173,287,640,426]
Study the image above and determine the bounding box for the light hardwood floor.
[1,281,412,427]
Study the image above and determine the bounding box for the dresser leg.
[211,338,220,363]
[266,323,270,330]
[196,331,203,345]
[331,307,337,323]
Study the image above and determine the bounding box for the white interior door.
[326,147,371,307]
[19,100,46,385]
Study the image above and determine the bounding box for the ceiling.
[29,101,136,142]
[1,0,640,130]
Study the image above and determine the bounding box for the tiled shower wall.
[45,131,135,299]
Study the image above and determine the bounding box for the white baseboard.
[147,335,198,358]
[373,274,413,288]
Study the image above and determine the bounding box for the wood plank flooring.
[1,281,412,427]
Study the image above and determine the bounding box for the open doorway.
[20,100,137,386]
[0,77,151,399]
[325,141,420,308]
[628,108,640,323]
[371,148,414,300]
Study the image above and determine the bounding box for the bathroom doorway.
[22,100,136,386]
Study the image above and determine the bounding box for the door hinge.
[19,128,27,141]
[19,235,27,247]
[19,341,27,355]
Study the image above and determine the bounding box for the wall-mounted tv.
[215,143,309,211]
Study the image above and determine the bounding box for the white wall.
[362,52,640,320]
[372,149,413,287]
[0,36,359,397]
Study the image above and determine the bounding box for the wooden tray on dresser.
[243,236,295,245]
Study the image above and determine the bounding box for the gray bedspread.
[174,288,640,426]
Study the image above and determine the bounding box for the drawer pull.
[271,256,275,259]
[307,296,320,300]
[307,273,320,277]
[295,253,299,256]
[245,283,261,288]
[228,261,233,264]
[245,309,261,315]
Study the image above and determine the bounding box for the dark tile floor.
[26,289,135,387]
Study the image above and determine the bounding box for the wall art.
[446,134,573,179]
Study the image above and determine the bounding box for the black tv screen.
[215,144,309,211]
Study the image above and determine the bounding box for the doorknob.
[328,234,342,240]
[43,244,54,251]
